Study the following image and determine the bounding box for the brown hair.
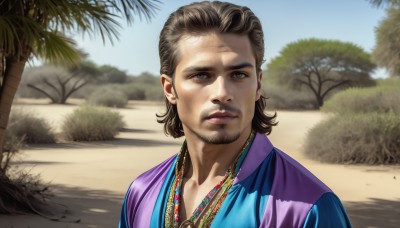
[157,1,277,138]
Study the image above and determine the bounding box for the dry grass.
[62,105,125,141]
[87,86,128,108]
[7,109,56,144]
[304,113,400,164]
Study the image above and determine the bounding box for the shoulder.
[272,148,331,195]
[121,154,177,227]
[261,148,335,227]
[127,154,177,198]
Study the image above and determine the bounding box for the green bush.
[323,82,400,114]
[304,113,400,164]
[376,78,400,87]
[62,105,125,141]
[7,109,56,144]
[87,86,128,108]
[262,83,316,110]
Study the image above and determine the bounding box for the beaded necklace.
[165,131,255,227]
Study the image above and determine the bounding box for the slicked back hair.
[157,1,277,138]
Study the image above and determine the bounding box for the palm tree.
[0,0,159,215]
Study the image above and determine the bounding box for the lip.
[205,111,238,124]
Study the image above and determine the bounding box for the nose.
[210,76,233,104]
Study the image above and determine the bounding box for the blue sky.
[76,0,386,77]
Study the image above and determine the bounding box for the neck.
[183,128,252,185]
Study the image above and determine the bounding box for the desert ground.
[0,99,399,228]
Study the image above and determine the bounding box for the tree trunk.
[317,96,324,108]
[0,58,65,217]
[0,58,27,172]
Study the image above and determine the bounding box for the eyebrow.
[182,62,254,73]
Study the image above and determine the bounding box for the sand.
[0,99,399,228]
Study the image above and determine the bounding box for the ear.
[161,74,177,104]
[256,71,263,100]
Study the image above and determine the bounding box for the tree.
[24,62,99,104]
[372,7,400,77]
[266,39,376,108]
[0,0,159,215]
[99,64,129,83]
[368,0,400,8]
[131,71,160,84]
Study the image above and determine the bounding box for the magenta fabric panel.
[260,148,331,227]
[233,133,274,185]
[125,155,177,227]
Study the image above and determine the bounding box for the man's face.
[162,32,262,144]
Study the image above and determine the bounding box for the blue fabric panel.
[119,183,132,228]
[211,152,276,227]
[119,199,128,228]
[303,192,352,228]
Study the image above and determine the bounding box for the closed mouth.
[206,111,238,119]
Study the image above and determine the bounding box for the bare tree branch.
[42,78,61,98]
[64,79,88,99]
[26,84,57,103]
[321,80,352,99]
[295,78,318,97]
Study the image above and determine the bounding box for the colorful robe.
[119,133,351,227]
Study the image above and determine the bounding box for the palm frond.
[33,31,82,65]
[78,2,121,45]
[0,16,45,58]
[1,0,160,63]
[38,0,160,44]
[0,16,19,55]
[104,0,161,24]
[31,0,119,45]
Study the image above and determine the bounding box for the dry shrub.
[262,83,316,110]
[3,131,24,153]
[7,109,56,144]
[120,83,146,100]
[1,132,25,173]
[80,82,163,102]
[87,86,128,108]
[120,83,163,101]
[62,105,125,141]
[323,82,400,114]
[70,84,98,99]
[304,113,400,164]
[1,131,52,216]
[0,170,51,215]
[144,86,165,101]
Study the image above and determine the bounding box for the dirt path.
[1,101,399,227]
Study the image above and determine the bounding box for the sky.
[75,0,387,77]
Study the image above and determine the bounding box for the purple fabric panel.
[233,133,273,185]
[260,148,331,227]
[126,155,177,228]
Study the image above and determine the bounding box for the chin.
[195,129,242,145]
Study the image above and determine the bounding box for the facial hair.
[185,104,243,144]
[186,124,242,144]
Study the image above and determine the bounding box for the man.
[120,1,351,227]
